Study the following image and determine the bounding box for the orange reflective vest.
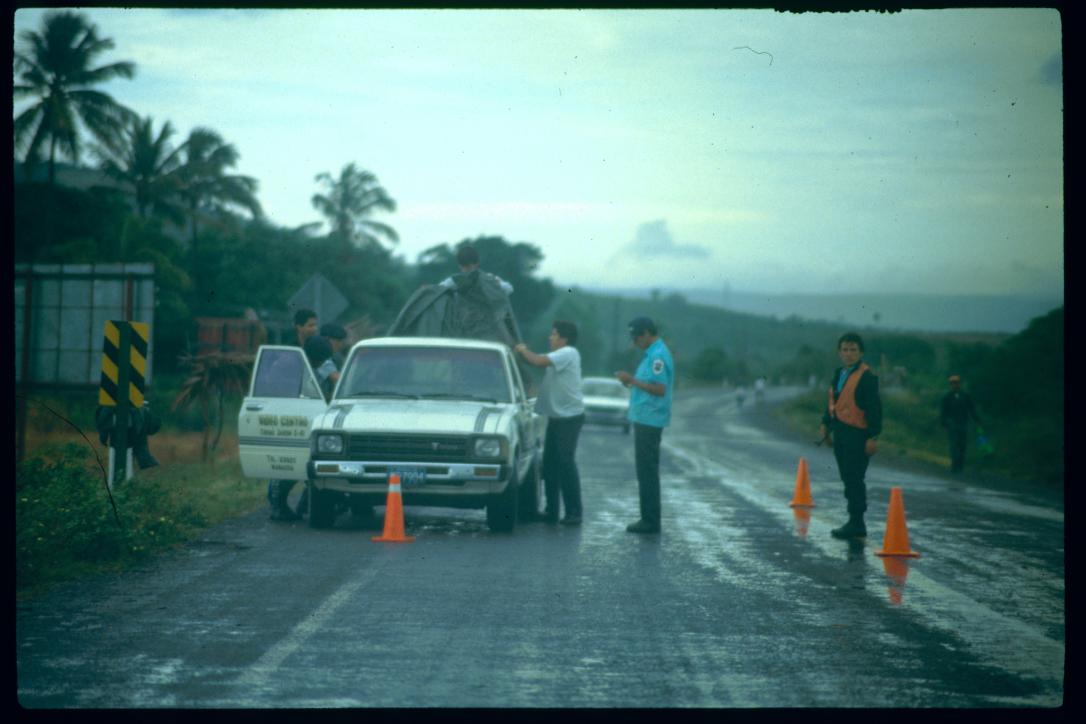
[828,362,870,430]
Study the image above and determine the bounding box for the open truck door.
[237,345,328,479]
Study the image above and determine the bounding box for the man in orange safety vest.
[819,332,883,540]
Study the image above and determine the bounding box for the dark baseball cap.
[320,323,347,340]
[628,316,657,337]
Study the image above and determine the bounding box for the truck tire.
[517,451,542,518]
[308,482,336,529]
[486,479,519,533]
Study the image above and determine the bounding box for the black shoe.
[560,515,582,526]
[542,511,559,524]
[626,519,660,534]
[830,519,867,539]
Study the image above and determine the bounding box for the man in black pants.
[820,332,882,540]
[940,374,982,473]
[615,317,674,534]
[268,308,319,521]
[515,320,585,525]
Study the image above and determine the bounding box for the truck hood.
[315,398,513,436]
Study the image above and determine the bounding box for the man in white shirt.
[515,320,584,525]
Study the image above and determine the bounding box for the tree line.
[13,10,559,372]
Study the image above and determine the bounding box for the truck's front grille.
[346,434,469,461]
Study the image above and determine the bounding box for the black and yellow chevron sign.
[98,321,150,407]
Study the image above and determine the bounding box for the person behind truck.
[321,322,350,369]
[439,244,514,296]
[515,320,585,525]
[304,334,339,402]
[268,308,319,521]
[819,332,882,540]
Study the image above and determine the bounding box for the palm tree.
[93,115,186,225]
[13,10,137,187]
[177,127,262,251]
[311,163,399,248]
[171,353,252,462]
[174,128,261,304]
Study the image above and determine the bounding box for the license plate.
[392,467,426,489]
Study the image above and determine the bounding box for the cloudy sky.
[13,7,1064,298]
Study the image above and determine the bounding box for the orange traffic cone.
[875,487,919,557]
[881,556,911,605]
[792,506,811,538]
[789,457,815,507]
[372,474,415,543]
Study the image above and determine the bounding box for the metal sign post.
[99,320,149,489]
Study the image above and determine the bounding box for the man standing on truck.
[515,320,585,525]
[615,317,673,535]
[439,244,514,296]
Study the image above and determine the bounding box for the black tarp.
[386,270,536,392]
[387,270,523,345]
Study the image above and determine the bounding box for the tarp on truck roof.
[387,270,535,389]
[387,269,523,346]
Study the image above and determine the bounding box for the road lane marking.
[662,439,1064,706]
[231,559,390,695]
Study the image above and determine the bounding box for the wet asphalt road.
[16,386,1065,708]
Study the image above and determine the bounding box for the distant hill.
[529,286,1003,380]
[587,287,1062,335]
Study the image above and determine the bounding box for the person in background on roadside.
[615,316,674,535]
[268,308,319,521]
[515,320,585,525]
[940,374,983,474]
[439,244,514,296]
[819,332,882,540]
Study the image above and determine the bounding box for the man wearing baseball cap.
[615,316,674,534]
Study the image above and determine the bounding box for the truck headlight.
[316,434,344,454]
[473,437,504,459]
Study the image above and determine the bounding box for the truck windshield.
[338,347,511,403]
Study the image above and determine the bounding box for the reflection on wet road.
[16,386,1064,707]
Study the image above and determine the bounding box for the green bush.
[16,443,205,591]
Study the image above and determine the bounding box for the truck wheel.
[308,482,336,529]
[487,480,518,533]
[518,451,542,518]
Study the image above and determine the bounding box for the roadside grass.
[17,392,264,599]
[773,387,1063,485]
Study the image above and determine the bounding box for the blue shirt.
[628,338,674,428]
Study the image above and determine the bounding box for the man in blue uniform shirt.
[615,316,674,534]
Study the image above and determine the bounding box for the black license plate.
[393,467,426,489]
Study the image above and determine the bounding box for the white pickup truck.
[237,336,545,532]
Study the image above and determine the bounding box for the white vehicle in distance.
[237,337,545,532]
[581,376,631,434]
